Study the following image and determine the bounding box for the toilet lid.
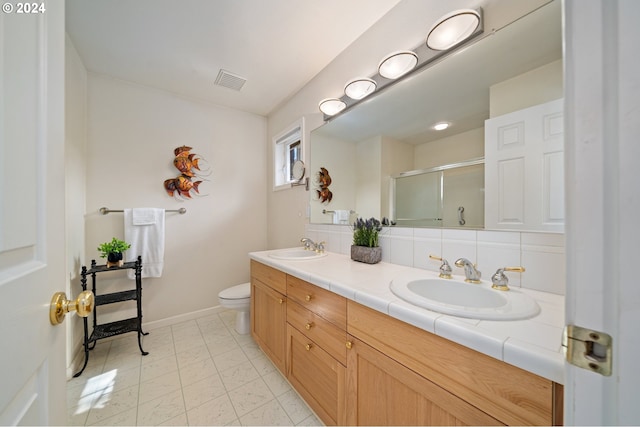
[219,282,250,299]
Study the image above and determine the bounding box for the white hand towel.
[132,209,157,225]
[333,209,351,224]
[124,208,165,279]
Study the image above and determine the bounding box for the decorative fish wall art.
[316,167,333,203]
[163,145,209,200]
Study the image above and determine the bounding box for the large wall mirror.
[309,1,562,231]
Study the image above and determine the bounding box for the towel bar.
[99,207,186,215]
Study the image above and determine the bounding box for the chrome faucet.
[454,258,481,283]
[301,237,316,251]
[301,237,326,253]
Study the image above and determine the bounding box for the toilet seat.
[219,282,250,300]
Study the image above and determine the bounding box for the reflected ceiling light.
[344,78,377,100]
[318,98,347,116]
[433,122,450,131]
[378,51,418,80]
[427,9,481,51]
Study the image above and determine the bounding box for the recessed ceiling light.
[318,98,347,116]
[433,122,450,131]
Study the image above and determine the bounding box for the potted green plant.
[351,217,383,264]
[97,237,131,267]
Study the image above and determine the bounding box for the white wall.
[356,136,382,220]
[309,132,357,224]
[84,74,267,324]
[65,35,88,370]
[490,59,563,117]
[381,136,414,219]
[414,127,485,169]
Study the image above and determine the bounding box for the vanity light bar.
[319,7,483,121]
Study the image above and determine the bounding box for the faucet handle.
[429,254,452,279]
[316,241,326,253]
[491,266,525,291]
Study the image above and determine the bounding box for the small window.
[274,118,305,190]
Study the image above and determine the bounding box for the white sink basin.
[268,248,328,260]
[390,277,539,320]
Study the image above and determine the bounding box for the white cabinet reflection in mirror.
[484,99,564,232]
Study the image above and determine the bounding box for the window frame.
[273,117,305,191]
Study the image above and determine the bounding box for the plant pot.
[350,245,382,264]
[106,252,124,268]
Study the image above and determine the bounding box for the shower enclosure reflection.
[391,159,484,228]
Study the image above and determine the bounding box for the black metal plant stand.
[73,255,149,377]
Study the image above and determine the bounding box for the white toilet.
[218,282,251,334]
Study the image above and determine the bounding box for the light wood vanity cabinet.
[287,324,346,425]
[250,261,563,426]
[346,335,503,426]
[250,260,287,374]
[348,301,563,426]
[286,275,347,425]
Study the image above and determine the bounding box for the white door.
[564,0,640,424]
[484,99,564,232]
[0,1,67,425]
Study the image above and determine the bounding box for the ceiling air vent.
[214,69,247,91]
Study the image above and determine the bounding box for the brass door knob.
[305,295,313,302]
[278,298,284,304]
[305,322,313,330]
[346,341,353,350]
[305,344,312,351]
[50,290,94,325]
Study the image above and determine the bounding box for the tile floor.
[66,310,323,426]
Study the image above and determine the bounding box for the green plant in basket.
[352,217,382,248]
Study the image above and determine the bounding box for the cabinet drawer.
[287,325,345,426]
[287,275,346,329]
[251,260,286,294]
[287,300,347,364]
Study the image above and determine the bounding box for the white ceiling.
[65,0,402,116]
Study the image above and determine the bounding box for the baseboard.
[67,305,229,379]
[142,305,227,331]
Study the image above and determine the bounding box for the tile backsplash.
[304,224,566,295]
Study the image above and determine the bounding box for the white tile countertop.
[249,248,565,384]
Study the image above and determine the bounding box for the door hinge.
[562,324,612,376]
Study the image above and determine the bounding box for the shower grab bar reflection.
[99,207,187,215]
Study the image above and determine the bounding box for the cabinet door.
[250,278,287,373]
[287,325,346,426]
[485,98,564,231]
[346,337,503,426]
